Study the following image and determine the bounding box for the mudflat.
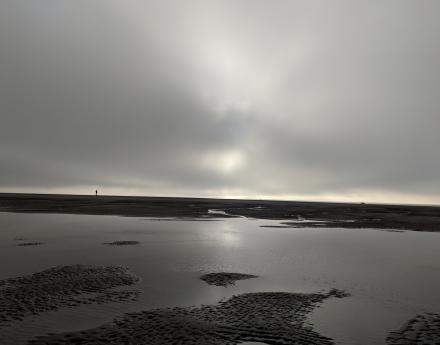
[1,193,440,232]
[28,289,348,345]
[1,195,440,345]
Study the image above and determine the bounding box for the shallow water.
[0,212,439,345]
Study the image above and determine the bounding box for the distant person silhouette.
[95,190,98,196]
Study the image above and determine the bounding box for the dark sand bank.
[200,273,258,287]
[103,240,140,246]
[0,265,140,327]
[1,193,440,231]
[386,313,440,345]
[16,242,44,247]
[28,289,348,345]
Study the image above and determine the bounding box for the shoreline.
[1,193,439,232]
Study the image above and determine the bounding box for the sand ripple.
[0,265,140,327]
[200,273,258,287]
[386,313,440,345]
[28,289,348,345]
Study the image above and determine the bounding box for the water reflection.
[0,212,439,345]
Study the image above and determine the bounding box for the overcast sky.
[1,1,440,204]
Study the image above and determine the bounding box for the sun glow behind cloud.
[194,35,309,117]
[200,150,246,175]
[198,42,254,114]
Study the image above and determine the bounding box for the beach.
[1,194,440,344]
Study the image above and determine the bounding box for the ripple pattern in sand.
[28,289,348,345]
[200,272,258,287]
[387,313,440,345]
[0,265,140,327]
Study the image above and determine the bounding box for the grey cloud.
[1,1,440,203]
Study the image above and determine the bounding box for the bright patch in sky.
[201,150,246,175]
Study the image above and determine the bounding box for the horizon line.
[1,191,439,208]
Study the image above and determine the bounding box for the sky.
[1,1,440,204]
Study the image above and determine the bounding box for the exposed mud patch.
[103,241,140,246]
[200,272,258,287]
[28,289,348,345]
[0,265,140,327]
[16,242,44,247]
[386,313,440,344]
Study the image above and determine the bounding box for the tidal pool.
[0,212,439,344]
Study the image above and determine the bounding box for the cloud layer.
[1,1,440,203]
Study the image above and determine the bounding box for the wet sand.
[200,273,258,287]
[0,265,140,326]
[387,313,440,345]
[103,241,140,246]
[16,242,44,247]
[0,199,439,344]
[1,193,440,232]
[28,289,348,345]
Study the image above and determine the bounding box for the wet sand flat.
[0,265,140,326]
[28,290,348,345]
[1,193,440,232]
[386,313,440,345]
[200,273,258,287]
[0,204,440,344]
